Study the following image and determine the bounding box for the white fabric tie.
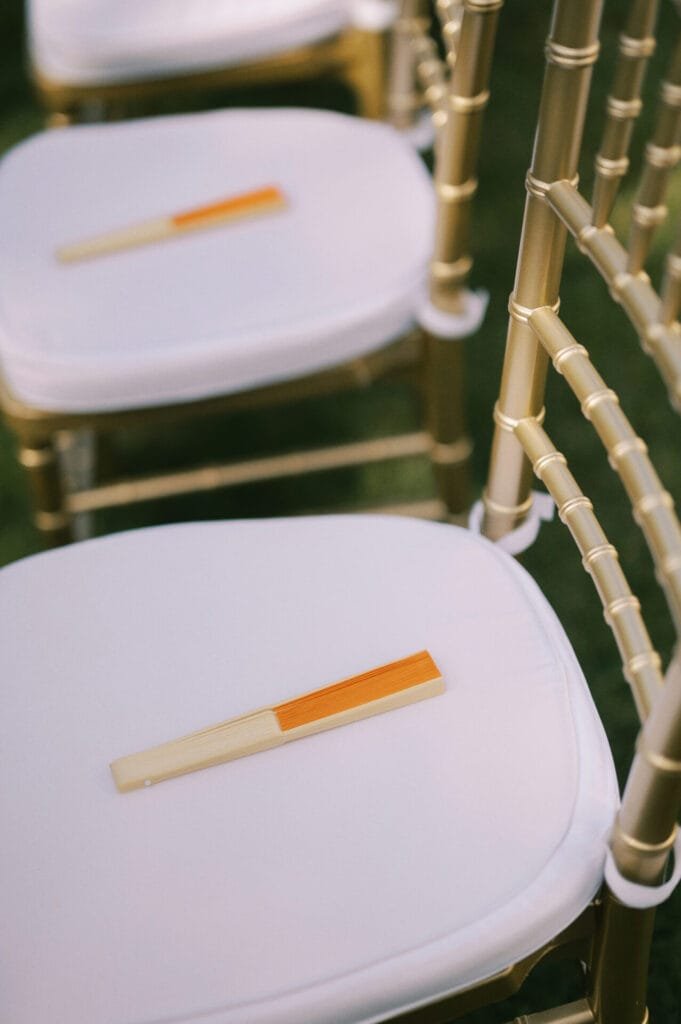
[400,109,436,152]
[468,491,555,556]
[604,830,681,909]
[417,288,489,340]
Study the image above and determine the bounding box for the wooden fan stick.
[111,650,444,793]
[56,184,287,263]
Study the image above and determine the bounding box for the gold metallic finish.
[595,154,631,176]
[661,79,681,105]
[8,2,486,540]
[435,178,478,201]
[641,142,681,168]
[436,0,463,62]
[660,230,681,325]
[581,542,617,569]
[388,2,431,130]
[528,305,681,633]
[3,327,469,530]
[410,29,449,114]
[525,171,579,200]
[556,494,593,522]
[636,743,681,776]
[533,449,568,476]
[388,911,595,1022]
[509,295,561,324]
[480,4,681,1021]
[429,438,474,464]
[447,88,490,112]
[493,401,547,432]
[588,890,656,1024]
[423,331,472,512]
[430,256,474,281]
[546,180,681,407]
[627,651,663,677]
[481,489,535,518]
[626,33,681,271]
[606,96,643,119]
[605,595,642,618]
[513,415,662,720]
[511,1001,595,1024]
[66,432,433,514]
[429,0,501,314]
[34,509,71,531]
[580,387,619,418]
[544,40,601,69]
[591,2,659,225]
[463,0,503,10]
[609,436,648,466]
[619,33,657,58]
[17,446,56,469]
[483,0,603,540]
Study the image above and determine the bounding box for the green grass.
[1,2,681,1020]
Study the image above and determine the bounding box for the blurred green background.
[1,1,680,1020]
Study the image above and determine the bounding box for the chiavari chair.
[478,0,681,1018]
[4,2,680,1024]
[0,0,499,546]
[28,1,400,126]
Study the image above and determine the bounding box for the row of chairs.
[2,0,490,547]
[2,2,681,1023]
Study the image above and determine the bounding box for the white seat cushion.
[0,516,618,1024]
[29,0,352,85]
[0,108,433,412]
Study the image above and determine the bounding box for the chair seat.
[28,0,352,86]
[0,108,433,413]
[0,515,619,1024]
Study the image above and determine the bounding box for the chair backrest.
[389,0,502,314]
[480,1,681,1020]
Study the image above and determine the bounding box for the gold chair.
[27,0,398,125]
[479,0,681,1016]
[0,0,499,546]
[2,4,681,1024]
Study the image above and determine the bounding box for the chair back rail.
[626,30,681,273]
[481,2,681,1018]
[389,0,502,313]
[483,0,603,542]
[591,0,660,228]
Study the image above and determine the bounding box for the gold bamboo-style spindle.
[514,416,663,720]
[659,220,681,325]
[483,0,604,540]
[613,662,681,884]
[627,33,681,273]
[411,24,449,116]
[592,0,659,228]
[529,306,681,635]
[436,0,464,69]
[547,180,681,409]
[387,0,431,132]
[430,0,502,314]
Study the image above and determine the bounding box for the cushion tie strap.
[417,288,489,340]
[468,491,555,556]
[605,830,681,909]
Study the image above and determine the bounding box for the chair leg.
[345,29,388,119]
[56,429,96,540]
[423,332,471,517]
[586,893,655,1024]
[46,110,74,128]
[17,435,74,546]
